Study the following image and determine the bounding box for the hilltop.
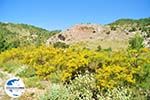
[47,18,150,50]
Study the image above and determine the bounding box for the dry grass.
[75,39,128,51]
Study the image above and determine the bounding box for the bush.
[39,75,133,100]
[0,45,150,99]
[53,42,69,48]
[0,60,22,73]
[129,27,136,32]
[128,34,144,50]
[96,45,102,51]
[103,47,112,52]
[96,65,139,89]
[110,26,117,31]
[39,84,71,100]
[67,73,97,100]
[24,76,43,88]
[98,87,132,100]
[16,66,36,78]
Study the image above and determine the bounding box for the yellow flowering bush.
[0,45,150,90]
[21,45,63,79]
[96,65,140,89]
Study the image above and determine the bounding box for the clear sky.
[0,0,150,30]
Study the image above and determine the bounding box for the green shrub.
[24,76,43,89]
[0,60,21,73]
[103,47,112,51]
[48,71,62,83]
[39,84,71,100]
[128,34,144,50]
[53,42,69,48]
[96,45,102,51]
[137,63,150,89]
[129,27,136,32]
[110,26,117,31]
[16,66,36,78]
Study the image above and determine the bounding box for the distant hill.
[109,18,150,47]
[109,18,150,34]
[109,18,150,26]
[0,18,149,52]
[0,22,61,52]
[47,18,150,50]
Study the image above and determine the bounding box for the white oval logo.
[4,77,25,98]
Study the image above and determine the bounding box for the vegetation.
[0,22,60,52]
[53,42,69,48]
[0,44,150,99]
[129,33,144,50]
[109,18,150,38]
[109,18,150,26]
[0,19,150,99]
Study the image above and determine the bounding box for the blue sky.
[0,0,150,30]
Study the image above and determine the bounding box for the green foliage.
[53,42,69,48]
[24,76,43,88]
[96,45,102,51]
[129,27,136,32]
[16,67,36,78]
[0,60,21,73]
[48,71,62,83]
[141,26,150,37]
[109,18,150,26]
[0,71,5,79]
[110,26,117,31]
[128,34,144,50]
[0,22,60,52]
[109,18,150,37]
[103,47,112,51]
[0,28,20,52]
[39,84,70,100]
[130,87,149,100]
[136,63,150,89]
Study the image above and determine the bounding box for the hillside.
[0,18,149,51]
[47,18,150,50]
[0,18,150,100]
[0,22,60,52]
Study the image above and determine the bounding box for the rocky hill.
[46,18,150,50]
